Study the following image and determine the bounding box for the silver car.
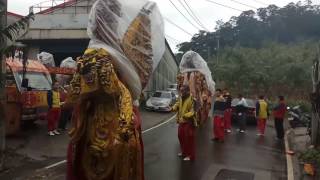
[167,84,178,99]
[145,91,175,112]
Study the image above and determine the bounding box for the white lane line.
[43,114,176,169]
[285,130,294,180]
[142,114,176,134]
[45,160,67,169]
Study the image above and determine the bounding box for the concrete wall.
[22,29,87,40]
[144,42,178,95]
[28,47,40,60]
[28,14,89,29]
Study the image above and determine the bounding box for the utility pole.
[207,46,210,61]
[216,35,220,65]
[0,0,7,171]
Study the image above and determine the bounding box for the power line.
[183,0,209,30]
[177,0,207,30]
[166,38,180,46]
[230,0,257,9]
[177,0,209,31]
[166,34,183,44]
[168,0,202,30]
[164,17,194,36]
[252,0,269,6]
[204,0,243,12]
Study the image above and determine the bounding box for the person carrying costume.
[177,51,216,126]
[65,0,165,179]
[171,85,196,161]
[212,89,226,142]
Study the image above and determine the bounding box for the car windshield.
[153,92,171,99]
[17,72,52,90]
[231,98,256,108]
[169,84,177,89]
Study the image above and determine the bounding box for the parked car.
[145,91,176,112]
[167,83,177,92]
[167,83,178,99]
[231,98,257,124]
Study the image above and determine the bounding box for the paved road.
[144,119,287,180]
[0,109,173,180]
[1,112,287,180]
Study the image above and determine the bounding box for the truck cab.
[5,58,52,135]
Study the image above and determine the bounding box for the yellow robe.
[172,96,196,125]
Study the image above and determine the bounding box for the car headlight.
[146,100,152,107]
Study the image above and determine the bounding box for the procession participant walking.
[273,96,287,140]
[235,94,248,133]
[223,90,232,133]
[171,85,196,161]
[47,82,61,136]
[65,0,165,179]
[256,95,269,136]
[212,89,226,142]
[58,85,72,131]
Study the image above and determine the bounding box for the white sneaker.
[240,130,245,133]
[178,153,183,157]
[53,130,60,135]
[183,157,191,161]
[48,131,55,136]
[226,129,232,133]
[257,133,262,136]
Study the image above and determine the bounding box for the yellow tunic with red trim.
[52,91,61,108]
[172,96,195,125]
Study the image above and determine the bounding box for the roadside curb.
[285,129,294,180]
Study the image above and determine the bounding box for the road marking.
[142,114,176,134]
[43,114,176,170]
[45,160,67,169]
[285,130,294,180]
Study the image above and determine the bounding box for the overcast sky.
[8,0,304,50]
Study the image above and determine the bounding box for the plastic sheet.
[87,0,165,99]
[60,57,76,69]
[37,52,55,67]
[179,51,215,93]
[56,57,77,86]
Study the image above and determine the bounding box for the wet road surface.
[144,119,287,180]
[2,112,287,180]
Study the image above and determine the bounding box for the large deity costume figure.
[66,0,164,179]
[177,51,215,125]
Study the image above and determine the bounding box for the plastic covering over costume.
[37,52,56,67]
[56,57,77,86]
[66,0,164,180]
[177,51,215,125]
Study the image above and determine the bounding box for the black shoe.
[211,138,219,142]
